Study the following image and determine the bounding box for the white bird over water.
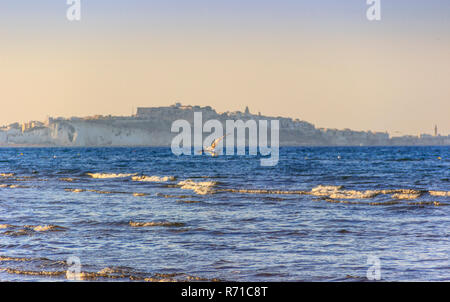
[200,134,229,157]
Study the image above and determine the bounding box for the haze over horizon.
[1,0,449,136]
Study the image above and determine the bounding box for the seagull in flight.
[199,134,229,157]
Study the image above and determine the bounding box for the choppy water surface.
[0,147,449,281]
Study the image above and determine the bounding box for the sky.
[0,0,449,135]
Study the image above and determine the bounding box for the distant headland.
[0,103,448,147]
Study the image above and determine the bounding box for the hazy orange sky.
[1,0,449,135]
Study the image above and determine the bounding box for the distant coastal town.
[0,103,448,147]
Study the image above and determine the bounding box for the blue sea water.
[0,146,449,281]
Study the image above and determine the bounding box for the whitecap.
[86,173,137,179]
[311,185,383,199]
[391,193,422,200]
[23,225,66,232]
[429,191,450,197]
[65,188,85,193]
[177,179,217,195]
[0,173,14,177]
[132,175,175,182]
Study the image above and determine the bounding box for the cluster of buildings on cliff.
[0,103,449,146]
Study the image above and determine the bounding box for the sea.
[0,146,449,281]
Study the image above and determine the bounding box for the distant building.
[420,133,433,139]
[1,103,450,147]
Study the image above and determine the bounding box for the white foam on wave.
[65,188,85,193]
[310,185,342,196]
[87,173,137,179]
[0,184,29,189]
[177,179,217,195]
[23,225,66,232]
[310,185,381,199]
[391,193,422,200]
[60,177,75,182]
[132,175,175,182]
[0,173,14,177]
[132,193,147,197]
[429,191,450,197]
[129,221,186,227]
[309,186,426,200]
[221,188,307,195]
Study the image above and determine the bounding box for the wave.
[0,254,220,282]
[310,185,382,199]
[2,229,33,236]
[429,190,450,197]
[323,198,363,205]
[132,175,175,182]
[220,186,382,199]
[0,256,33,262]
[322,199,447,207]
[0,173,14,177]
[2,268,66,277]
[156,193,193,199]
[1,264,219,282]
[23,225,66,232]
[65,188,85,193]
[129,221,186,228]
[177,179,217,195]
[391,193,422,200]
[59,177,75,182]
[1,267,154,281]
[216,185,449,206]
[224,185,430,201]
[0,184,30,189]
[1,225,66,236]
[64,188,147,197]
[88,189,127,195]
[132,193,148,197]
[14,176,46,182]
[220,185,382,199]
[86,173,137,179]
[220,188,307,195]
[408,201,447,206]
[64,188,128,195]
